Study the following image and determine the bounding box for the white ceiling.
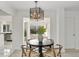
[0,9,9,16]
[5,1,79,11]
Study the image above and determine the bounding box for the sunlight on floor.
[4,49,11,56]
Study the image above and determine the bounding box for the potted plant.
[37,26,46,42]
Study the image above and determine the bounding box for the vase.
[38,34,43,42]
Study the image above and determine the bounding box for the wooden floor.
[9,49,79,57]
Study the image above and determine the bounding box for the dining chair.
[21,45,40,57]
[21,39,39,57]
[25,38,35,51]
[43,39,63,57]
[54,44,63,57]
[21,45,27,57]
[43,39,56,57]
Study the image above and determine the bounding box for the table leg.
[49,45,51,48]
[39,46,43,57]
[39,41,43,57]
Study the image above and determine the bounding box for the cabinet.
[4,33,12,41]
[2,24,11,32]
[1,23,12,41]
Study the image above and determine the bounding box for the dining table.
[28,39,54,57]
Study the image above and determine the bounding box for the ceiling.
[5,1,79,11]
[0,9,10,16]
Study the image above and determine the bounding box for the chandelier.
[30,1,44,20]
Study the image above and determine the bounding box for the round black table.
[28,39,54,57]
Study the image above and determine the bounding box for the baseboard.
[65,48,79,52]
[65,48,75,50]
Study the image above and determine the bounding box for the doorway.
[65,16,76,49]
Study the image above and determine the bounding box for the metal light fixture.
[30,1,44,20]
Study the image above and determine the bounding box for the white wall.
[12,11,24,50]
[44,9,57,43]
[0,34,4,48]
[46,9,65,47]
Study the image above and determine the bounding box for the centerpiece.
[37,26,46,42]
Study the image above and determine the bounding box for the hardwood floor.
[9,49,79,57]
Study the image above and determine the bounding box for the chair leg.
[56,44,63,57]
[59,48,62,57]
[52,46,56,57]
[24,51,27,56]
[22,48,24,57]
[57,48,62,57]
[57,52,61,57]
[53,49,56,57]
[29,48,32,57]
[22,51,23,57]
[21,48,27,57]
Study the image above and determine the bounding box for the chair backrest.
[26,38,31,42]
[25,38,31,48]
[48,39,54,45]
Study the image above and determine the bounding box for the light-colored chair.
[43,39,63,57]
[21,39,39,57]
[21,45,39,57]
[21,45,27,57]
[43,44,63,57]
